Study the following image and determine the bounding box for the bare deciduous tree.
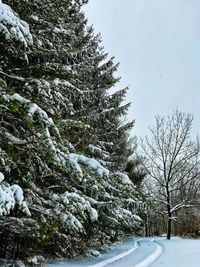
[142,110,200,239]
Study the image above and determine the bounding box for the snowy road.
[46,237,200,267]
[89,240,163,267]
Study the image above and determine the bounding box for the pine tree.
[0,0,142,261]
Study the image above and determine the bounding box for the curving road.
[47,237,200,267]
[46,238,163,267]
[88,239,163,267]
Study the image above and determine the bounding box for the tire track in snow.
[88,239,163,267]
[88,240,140,267]
[133,241,163,267]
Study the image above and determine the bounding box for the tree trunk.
[166,184,171,240]
[167,217,171,240]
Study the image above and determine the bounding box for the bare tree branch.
[141,110,200,239]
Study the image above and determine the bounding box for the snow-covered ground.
[46,237,200,267]
[151,237,200,267]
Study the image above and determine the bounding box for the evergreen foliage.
[0,0,143,261]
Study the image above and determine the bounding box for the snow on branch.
[5,93,60,135]
[2,93,74,167]
[170,202,193,213]
[60,192,98,222]
[60,213,83,232]
[5,132,27,145]
[112,207,142,227]
[53,26,71,35]
[68,153,109,177]
[0,172,31,216]
[114,171,133,186]
[0,1,33,46]
[52,191,98,232]
[53,78,83,94]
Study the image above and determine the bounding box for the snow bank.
[0,1,33,46]
[152,238,200,267]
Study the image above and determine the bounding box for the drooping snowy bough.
[0,0,32,46]
[0,172,30,216]
[68,153,109,177]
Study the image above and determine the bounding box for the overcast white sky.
[84,0,200,137]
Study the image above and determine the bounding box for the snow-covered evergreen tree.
[0,0,142,261]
